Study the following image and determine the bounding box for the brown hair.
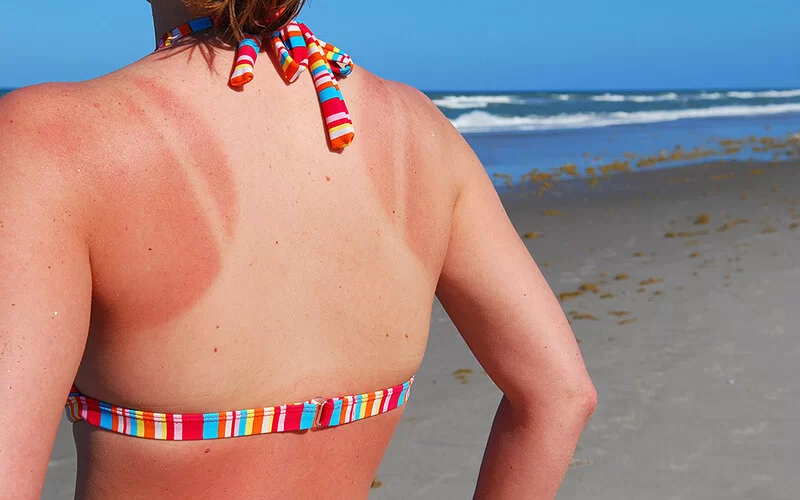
[183,0,306,41]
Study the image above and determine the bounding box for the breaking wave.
[451,103,800,133]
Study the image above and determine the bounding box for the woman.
[0,0,596,498]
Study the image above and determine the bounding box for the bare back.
[6,41,458,498]
[3,15,598,498]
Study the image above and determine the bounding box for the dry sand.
[43,160,800,499]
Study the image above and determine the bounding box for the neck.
[149,0,198,44]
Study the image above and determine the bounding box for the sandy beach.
[43,159,800,499]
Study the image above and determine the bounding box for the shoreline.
[488,129,800,191]
[502,156,799,205]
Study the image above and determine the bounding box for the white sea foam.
[697,92,725,100]
[726,89,800,99]
[579,90,800,103]
[431,90,800,110]
[431,95,523,109]
[451,103,800,133]
[591,93,627,102]
[631,93,679,102]
[591,93,680,103]
[680,90,800,101]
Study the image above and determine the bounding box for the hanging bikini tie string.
[230,21,355,150]
[157,17,355,151]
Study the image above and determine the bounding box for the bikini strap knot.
[156,17,355,151]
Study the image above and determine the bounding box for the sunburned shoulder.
[1,80,109,161]
[351,69,447,123]
[346,69,467,156]
[1,83,85,174]
[0,76,152,230]
[0,75,151,176]
[343,69,479,201]
[1,81,100,128]
[0,82,102,238]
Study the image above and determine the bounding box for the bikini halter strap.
[157,17,355,151]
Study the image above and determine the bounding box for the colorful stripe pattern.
[157,17,215,50]
[156,17,355,150]
[268,21,355,150]
[230,35,263,87]
[65,377,413,441]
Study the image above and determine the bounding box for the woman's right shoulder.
[347,69,480,190]
[355,70,449,129]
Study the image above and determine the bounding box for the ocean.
[4,87,799,187]
[430,89,800,187]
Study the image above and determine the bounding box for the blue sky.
[1,0,798,91]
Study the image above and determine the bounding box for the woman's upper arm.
[0,90,92,499]
[435,133,592,412]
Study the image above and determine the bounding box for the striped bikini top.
[157,16,355,150]
[66,377,413,441]
[63,19,412,441]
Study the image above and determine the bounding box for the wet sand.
[43,159,800,499]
